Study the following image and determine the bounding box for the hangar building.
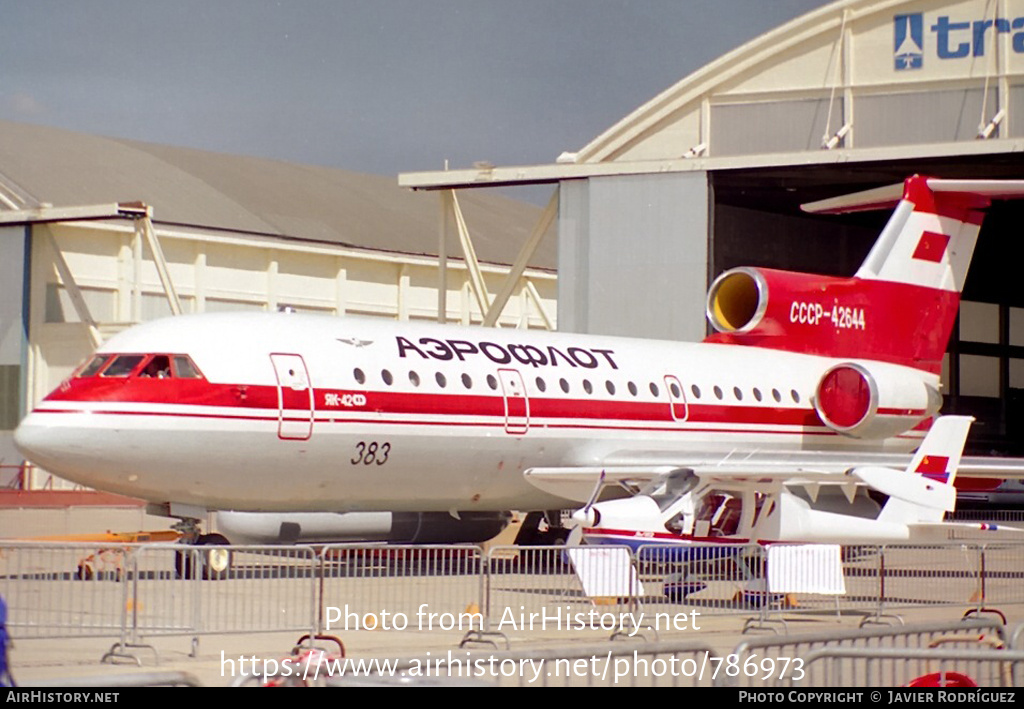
[0,121,556,488]
[402,0,1024,458]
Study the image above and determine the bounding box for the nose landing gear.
[172,518,232,580]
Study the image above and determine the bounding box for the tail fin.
[707,176,1024,373]
[803,177,1016,284]
[873,415,973,524]
[807,177,1001,370]
[904,413,973,487]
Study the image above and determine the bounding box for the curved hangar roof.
[580,0,1024,165]
[0,120,550,268]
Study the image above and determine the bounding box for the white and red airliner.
[14,176,1024,549]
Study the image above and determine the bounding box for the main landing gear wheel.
[175,533,232,580]
[513,511,571,546]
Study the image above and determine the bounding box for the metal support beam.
[449,191,492,319]
[438,192,452,323]
[135,212,182,316]
[43,230,102,349]
[524,280,554,331]
[0,202,149,225]
[2,201,179,342]
[482,188,557,327]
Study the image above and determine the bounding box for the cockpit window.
[77,355,111,377]
[140,355,172,379]
[173,355,204,379]
[101,355,145,377]
[695,492,742,537]
[638,469,699,512]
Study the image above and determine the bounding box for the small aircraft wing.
[523,466,680,502]
[525,463,872,503]
[525,416,1024,503]
[904,520,1024,542]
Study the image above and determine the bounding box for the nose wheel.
[172,517,232,580]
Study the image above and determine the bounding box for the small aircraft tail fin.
[904,414,973,486]
[873,415,973,524]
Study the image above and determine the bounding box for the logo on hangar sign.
[894,13,924,71]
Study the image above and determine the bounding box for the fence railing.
[313,622,1019,688]
[3,541,1024,651]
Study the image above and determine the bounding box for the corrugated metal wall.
[557,172,708,342]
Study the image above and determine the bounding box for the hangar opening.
[711,159,1024,456]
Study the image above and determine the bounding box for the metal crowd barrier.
[791,647,1024,687]
[318,545,485,635]
[723,618,1009,687]
[483,545,641,642]
[1011,622,1024,650]
[0,542,321,649]
[324,638,720,687]
[0,542,132,639]
[322,622,1016,688]
[3,541,1024,653]
[134,544,319,638]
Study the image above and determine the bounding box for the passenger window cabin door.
[270,353,314,440]
[663,375,688,421]
[498,368,529,435]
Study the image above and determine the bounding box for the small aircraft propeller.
[567,470,606,541]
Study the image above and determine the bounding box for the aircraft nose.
[13,412,61,469]
[13,410,127,492]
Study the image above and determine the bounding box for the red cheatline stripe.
[29,404,925,440]
[45,378,927,430]
[585,528,753,544]
[31,405,845,438]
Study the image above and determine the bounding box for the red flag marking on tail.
[916,455,950,481]
[912,232,950,263]
[916,455,949,473]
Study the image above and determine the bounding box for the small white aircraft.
[567,415,1021,551]
[13,176,1024,555]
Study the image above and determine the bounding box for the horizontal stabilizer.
[801,182,904,214]
[852,465,956,511]
[907,521,1024,542]
[872,415,973,524]
[802,178,1024,214]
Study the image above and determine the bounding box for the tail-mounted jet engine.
[706,268,941,438]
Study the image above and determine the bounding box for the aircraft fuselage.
[14,311,933,514]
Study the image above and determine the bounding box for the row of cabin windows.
[352,367,802,404]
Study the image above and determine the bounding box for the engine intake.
[703,265,957,376]
[706,268,768,333]
[814,361,940,439]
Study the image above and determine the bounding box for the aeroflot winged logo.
[894,13,924,70]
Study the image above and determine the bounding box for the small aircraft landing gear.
[172,518,232,580]
[513,511,571,546]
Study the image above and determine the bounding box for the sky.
[1,1,831,180]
